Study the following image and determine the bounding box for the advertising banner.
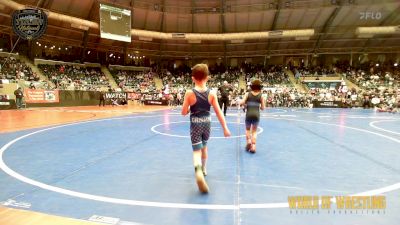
[127,92,140,100]
[105,92,127,99]
[144,100,168,105]
[312,100,343,108]
[24,89,59,103]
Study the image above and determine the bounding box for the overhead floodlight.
[356,26,400,35]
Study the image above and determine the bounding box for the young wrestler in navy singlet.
[242,79,265,153]
[181,64,231,193]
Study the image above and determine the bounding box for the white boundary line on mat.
[369,120,400,135]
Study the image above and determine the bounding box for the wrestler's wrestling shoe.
[195,165,209,193]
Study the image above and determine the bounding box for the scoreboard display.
[99,4,131,42]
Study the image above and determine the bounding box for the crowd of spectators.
[156,64,400,111]
[158,71,191,94]
[246,65,290,88]
[327,60,399,90]
[293,65,336,77]
[344,68,399,90]
[158,70,239,93]
[259,82,399,113]
[0,56,53,89]
[0,56,39,82]
[110,69,156,93]
[39,64,110,91]
[258,86,399,112]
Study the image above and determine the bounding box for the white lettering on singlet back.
[191,116,211,123]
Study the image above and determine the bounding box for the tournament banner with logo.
[144,100,168,105]
[24,89,59,103]
[312,100,344,108]
[12,8,48,40]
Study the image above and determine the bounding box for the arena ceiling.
[0,0,399,59]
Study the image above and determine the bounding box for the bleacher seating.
[345,68,399,89]
[38,64,110,91]
[0,56,38,82]
[0,56,53,89]
[109,68,156,93]
[245,65,291,88]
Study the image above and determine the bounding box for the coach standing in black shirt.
[99,91,105,107]
[14,87,24,109]
[218,81,232,117]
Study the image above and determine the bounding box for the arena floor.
[1,106,399,225]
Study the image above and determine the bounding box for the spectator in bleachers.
[29,82,36,89]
